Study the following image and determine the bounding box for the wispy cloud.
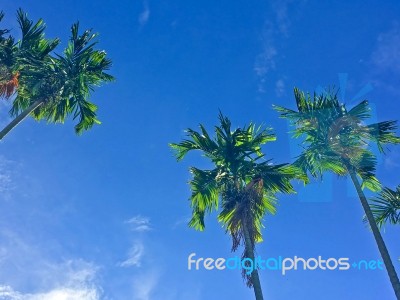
[138,1,150,27]
[254,0,306,93]
[0,156,13,194]
[271,0,295,36]
[0,257,100,300]
[119,216,161,299]
[119,241,145,268]
[371,22,400,73]
[119,215,152,267]
[0,284,99,300]
[125,215,152,232]
[0,155,18,200]
[132,270,159,300]
[0,230,101,299]
[275,79,285,97]
[384,148,400,169]
[0,286,21,299]
[119,216,201,300]
[254,23,277,93]
[367,22,400,97]
[171,215,190,229]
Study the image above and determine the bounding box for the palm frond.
[255,163,298,194]
[17,9,59,58]
[188,168,220,230]
[347,100,371,120]
[350,150,381,192]
[370,185,400,227]
[37,22,113,133]
[364,121,400,152]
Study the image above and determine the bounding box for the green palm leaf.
[370,186,400,227]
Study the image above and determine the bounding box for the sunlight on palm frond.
[370,185,400,227]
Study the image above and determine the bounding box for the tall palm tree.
[370,185,400,227]
[274,88,400,299]
[170,112,303,300]
[0,9,114,140]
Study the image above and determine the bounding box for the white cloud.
[119,216,152,268]
[125,215,152,232]
[30,288,98,300]
[171,216,190,229]
[0,260,100,300]
[367,23,400,96]
[254,45,277,77]
[384,148,400,169]
[138,1,150,26]
[254,23,277,93]
[0,285,21,299]
[0,156,17,199]
[0,285,99,300]
[119,241,144,268]
[0,230,101,300]
[275,79,285,97]
[254,0,306,93]
[271,0,296,36]
[132,270,159,300]
[371,22,400,73]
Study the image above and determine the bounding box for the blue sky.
[1,0,400,299]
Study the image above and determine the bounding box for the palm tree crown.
[170,112,302,290]
[274,88,400,190]
[0,9,114,137]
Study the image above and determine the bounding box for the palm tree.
[274,88,400,299]
[0,9,114,140]
[170,112,303,300]
[1,10,57,100]
[370,185,400,227]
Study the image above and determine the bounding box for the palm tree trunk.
[348,168,400,300]
[242,220,264,300]
[0,100,43,140]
